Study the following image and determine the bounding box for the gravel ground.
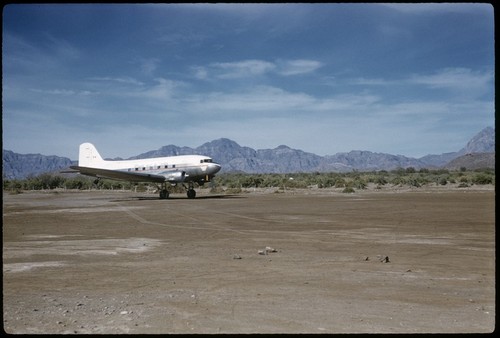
[2,187,495,334]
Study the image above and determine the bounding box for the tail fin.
[79,143,105,167]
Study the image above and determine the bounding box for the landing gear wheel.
[159,189,169,199]
[187,189,196,199]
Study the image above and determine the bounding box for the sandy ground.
[2,186,495,334]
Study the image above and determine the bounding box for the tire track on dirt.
[118,203,337,240]
[117,204,247,235]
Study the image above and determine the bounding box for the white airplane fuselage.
[85,153,220,181]
[70,143,221,199]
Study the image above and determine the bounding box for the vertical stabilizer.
[79,143,105,167]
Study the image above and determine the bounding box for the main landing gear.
[158,182,169,199]
[185,182,196,199]
[159,189,169,199]
[158,182,197,199]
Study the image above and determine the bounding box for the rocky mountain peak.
[461,126,495,154]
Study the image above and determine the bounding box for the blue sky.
[3,3,494,160]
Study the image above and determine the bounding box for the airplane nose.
[210,163,222,174]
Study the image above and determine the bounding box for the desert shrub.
[342,186,355,193]
[458,176,469,183]
[472,173,493,185]
[317,176,336,188]
[25,174,55,190]
[64,177,93,189]
[417,174,431,186]
[334,178,346,188]
[374,176,388,185]
[438,176,448,185]
[285,178,309,189]
[434,169,450,175]
[3,179,23,192]
[261,174,282,187]
[407,178,421,187]
[352,178,367,189]
[392,167,406,175]
[391,176,406,186]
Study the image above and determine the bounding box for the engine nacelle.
[165,171,186,183]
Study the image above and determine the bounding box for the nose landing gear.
[185,182,196,199]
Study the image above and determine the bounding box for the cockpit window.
[200,159,213,163]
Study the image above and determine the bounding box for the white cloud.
[409,68,493,91]
[191,85,314,113]
[211,59,276,79]
[277,59,323,76]
[191,66,208,80]
[347,77,392,86]
[380,3,491,15]
[137,77,181,99]
[346,68,493,91]
[29,88,94,96]
[139,58,160,76]
[43,33,81,60]
[87,76,145,86]
[197,59,323,80]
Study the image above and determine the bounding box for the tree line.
[212,167,494,193]
[3,167,494,194]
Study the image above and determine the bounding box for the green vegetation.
[3,168,495,194]
[211,168,495,192]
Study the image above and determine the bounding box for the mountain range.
[2,127,495,180]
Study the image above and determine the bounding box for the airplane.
[66,142,221,199]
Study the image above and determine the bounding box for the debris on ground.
[258,246,278,255]
[365,255,390,263]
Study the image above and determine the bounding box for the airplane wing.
[69,166,166,183]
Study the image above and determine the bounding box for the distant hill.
[2,126,495,179]
[444,152,495,171]
[320,150,427,172]
[2,150,75,180]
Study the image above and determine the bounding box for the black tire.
[160,190,169,199]
[187,189,196,199]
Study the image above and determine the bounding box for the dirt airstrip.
[2,187,495,334]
